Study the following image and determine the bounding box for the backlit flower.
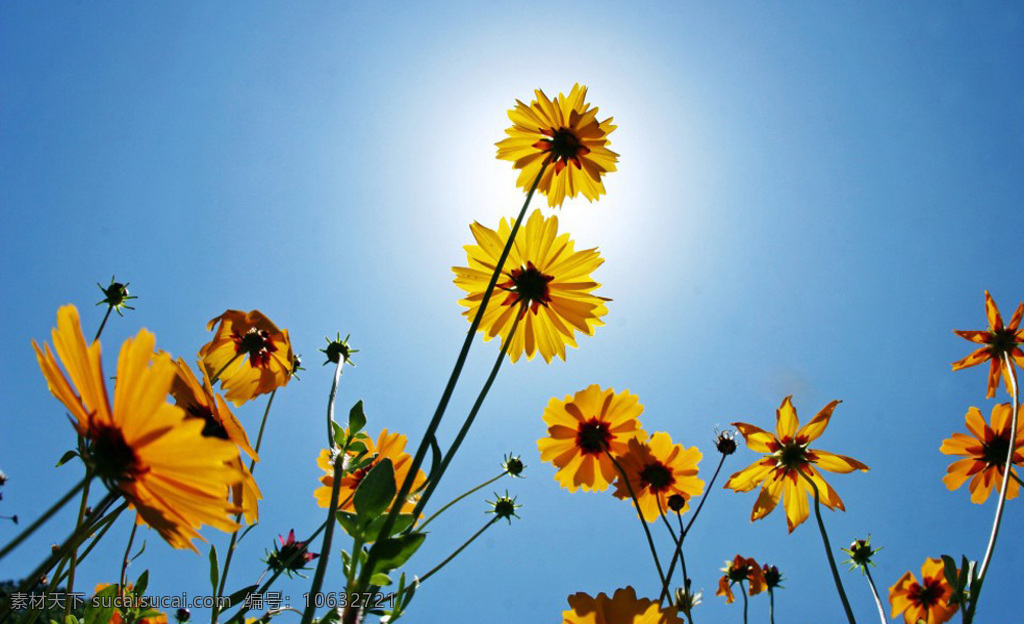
[265,529,319,578]
[33,306,244,551]
[496,84,618,208]
[612,433,704,522]
[889,558,957,624]
[314,429,427,517]
[538,385,646,492]
[952,291,1024,399]
[724,396,868,532]
[561,587,684,624]
[716,555,766,604]
[940,403,1023,504]
[199,310,293,406]
[453,209,609,363]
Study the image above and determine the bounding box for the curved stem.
[863,566,887,624]
[50,503,128,588]
[210,353,243,385]
[800,472,856,624]
[361,164,549,588]
[300,454,345,624]
[0,475,91,561]
[413,313,521,518]
[120,522,139,590]
[685,453,727,535]
[605,450,667,590]
[419,471,508,531]
[326,357,346,447]
[740,580,749,624]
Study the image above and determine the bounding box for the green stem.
[300,454,346,624]
[360,163,548,590]
[210,353,243,385]
[419,471,508,531]
[395,517,499,604]
[50,503,128,588]
[65,472,92,612]
[120,522,139,590]
[769,588,775,624]
[0,475,91,562]
[413,313,521,518]
[326,357,347,447]
[740,580,749,624]
[685,453,726,535]
[863,566,887,624]
[605,450,667,590]
[94,306,114,343]
[800,472,856,624]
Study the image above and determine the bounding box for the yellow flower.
[724,396,868,533]
[315,429,427,517]
[33,305,244,551]
[538,385,646,492]
[612,432,704,522]
[169,358,262,523]
[199,310,293,406]
[716,555,767,604]
[889,558,957,624]
[497,84,618,208]
[452,209,609,363]
[940,403,1024,504]
[952,291,1024,399]
[561,587,684,624]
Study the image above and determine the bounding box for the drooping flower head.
[33,306,244,551]
[940,403,1023,504]
[314,429,427,517]
[199,310,293,406]
[889,558,957,624]
[762,563,784,590]
[612,432,704,522]
[716,555,767,604]
[952,291,1024,399]
[538,385,646,492]
[265,529,319,578]
[724,397,868,533]
[561,587,684,624]
[496,84,618,208]
[453,210,609,363]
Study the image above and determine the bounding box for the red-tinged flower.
[611,433,704,522]
[265,529,319,578]
[940,403,1024,503]
[199,310,293,406]
[889,558,957,624]
[716,555,767,604]
[952,291,1024,399]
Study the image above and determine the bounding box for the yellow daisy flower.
[952,291,1024,399]
[33,305,244,551]
[453,209,609,363]
[169,359,262,524]
[724,396,868,533]
[612,432,704,522]
[561,587,684,624]
[497,84,618,208]
[940,403,1024,504]
[889,558,957,624]
[538,385,646,492]
[199,310,293,406]
[315,429,427,517]
[716,555,767,604]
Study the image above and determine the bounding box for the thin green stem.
[863,566,887,624]
[685,453,727,535]
[360,164,548,590]
[65,473,92,612]
[0,475,91,561]
[94,306,114,342]
[800,472,856,624]
[120,522,139,590]
[769,588,775,624]
[300,454,345,624]
[419,471,508,531]
[210,353,243,385]
[605,450,667,590]
[740,580,749,624]
[395,517,500,604]
[50,503,128,588]
[413,313,521,518]
[326,357,346,447]
[1012,473,1024,488]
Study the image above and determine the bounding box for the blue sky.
[2,2,1022,623]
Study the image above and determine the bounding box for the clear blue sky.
[2,3,1022,623]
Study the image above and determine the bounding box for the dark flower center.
[981,433,1011,467]
[186,404,229,440]
[349,461,376,489]
[911,579,944,607]
[500,262,554,315]
[988,327,1021,355]
[534,127,591,172]
[640,461,675,493]
[763,566,782,588]
[776,440,809,469]
[232,327,277,368]
[576,419,613,455]
[728,563,751,582]
[90,424,139,483]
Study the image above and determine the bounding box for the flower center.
[500,262,554,315]
[639,461,675,493]
[775,440,809,470]
[727,563,751,582]
[911,579,943,607]
[989,327,1021,355]
[534,127,591,173]
[981,433,1011,467]
[89,424,140,483]
[576,419,613,455]
[186,404,229,440]
[232,327,277,368]
[349,460,376,489]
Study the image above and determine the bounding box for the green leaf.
[226,585,259,609]
[56,450,79,467]
[348,441,368,455]
[134,570,149,596]
[370,572,393,586]
[362,514,416,542]
[85,585,118,624]
[208,544,219,594]
[237,524,257,545]
[426,435,442,488]
[64,615,79,624]
[332,421,348,447]
[337,511,361,538]
[319,608,343,624]
[957,555,971,592]
[130,541,147,564]
[941,555,958,591]
[349,400,366,434]
[354,458,395,523]
[367,532,426,576]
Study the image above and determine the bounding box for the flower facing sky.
[496,84,618,208]
[315,429,427,517]
[612,432,704,522]
[952,291,1024,399]
[716,555,767,604]
[453,209,609,363]
[724,396,868,532]
[561,587,684,624]
[889,558,957,624]
[33,305,244,551]
[199,309,293,406]
[538,385,646,492]
[940,403,1023,504]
